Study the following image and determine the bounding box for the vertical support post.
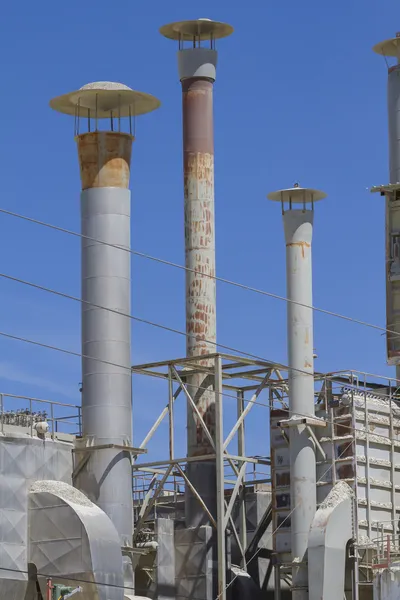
[274,563,281,600]
[365,394,372,541]
[50,403,54,440]
[46,578,52,600]
[237,389,247,567]
[168,366,174,461]
[330,407,336,486]
[78,405,82,436]
[352,546,360,600]
[215,355,226,600]
[1,394,4,435]
[389,391,396,533]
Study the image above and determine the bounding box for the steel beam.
[133,466,173,543]
[223,371,271,450]
[223,461,247,529]
[215,355,226,600]
[237,389,247,568]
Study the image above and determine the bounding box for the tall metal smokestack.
[371,34,400,380]
[159,19,233,527]
[268,184,327,600]
[50,82,160,590]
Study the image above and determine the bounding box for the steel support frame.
[131,352,275,575]
[132,352,400,600]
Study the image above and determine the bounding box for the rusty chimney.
[160,18,233,529]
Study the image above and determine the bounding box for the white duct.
[29,480,125,600]
[308,481,354,600]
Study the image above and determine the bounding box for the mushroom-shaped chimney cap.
[373,33,400,57]
[49,81,160,118]
[267,185,327,203]
[160,18,233,41]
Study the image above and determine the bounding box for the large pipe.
[268,185,327,600]
[160,19,233,527]
[182,71,217,527]
[78,129,133,585]
[372,35,400,381]
[49,82,160,591]
[285,209,315,600]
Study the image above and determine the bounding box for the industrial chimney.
[267,184,327,600]
[49,82,160,591]
[371,34,400,381]
[159,19,233,528]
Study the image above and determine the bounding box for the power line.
[1,272,398,441]
[0,324,268,414]
[0,206,394,340]
[1,271,398,420]
[0,210,390,596]
[0,275,385,473]
[0,272,278,411]
[0,270,298,372]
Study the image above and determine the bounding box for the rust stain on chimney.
[286,241,311,259]
[76,131,133,190]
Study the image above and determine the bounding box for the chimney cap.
[267,186,327,203]
[50,81,160,118]
[160,19,233,41]
[373,36,400,57]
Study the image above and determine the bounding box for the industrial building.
[0,16,400,600]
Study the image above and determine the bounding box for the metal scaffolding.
[131,351,400,599]
[131,352,284,598]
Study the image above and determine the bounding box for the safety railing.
[371,521,400,569]
[0,393,81,438]
[269,367,400,414]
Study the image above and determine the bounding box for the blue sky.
[0,0,398,462]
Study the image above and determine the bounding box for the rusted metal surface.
[286,241,310,259]
[182,77,217,526]
[384,193,400,366]
[183,78,216,456]
[76,131,133,190]
[385,68,400,368]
